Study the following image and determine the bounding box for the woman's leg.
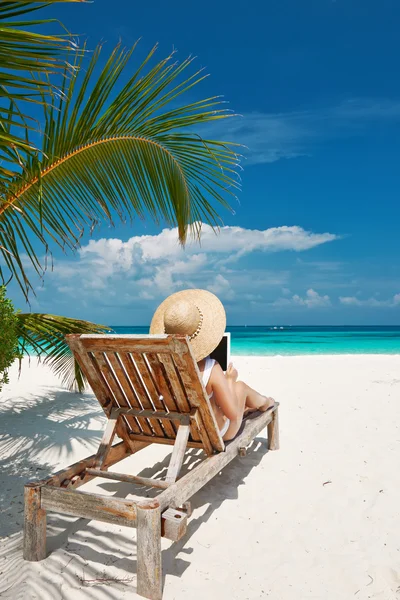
[223,381,274,441]
[237,381,275,412]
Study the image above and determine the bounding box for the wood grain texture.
[141,353,177,439]
[86,468,170,490]
[44,440,140,489]
[93,410,119,468]
[165,424,190,484]
[92,351,141,436]
[117,408,191,424]
[80,335,171,354]
[181,501,192,517]
[129,433,204,449]
[66,336,135,453]
[172,344,224,453]
[137,504,162,600]
[67,334,227,456]
[106,353,143,434]
[267,405,280,451]
[118,352,155,435]
[157,354,190,412]
[41,487,137,527]
[189,408,213,456]
[65,440,150,490]
[158,350,205,442]
[130,353,167,438]
[154,407,277,512]
[23,485,46,561]
[161,508,187,541]
[158,353,202,443]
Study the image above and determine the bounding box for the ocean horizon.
[109,325,400,356]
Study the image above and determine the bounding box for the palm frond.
[1,43,242,298]
[17,312,111,391]
[0,1,84,177]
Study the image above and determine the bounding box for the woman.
[150,289,275,441]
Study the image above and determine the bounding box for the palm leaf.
[1,43,241,298]
[16,312,111,392]
[0,1,84,177]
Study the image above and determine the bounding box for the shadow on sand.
[0,385,270,599]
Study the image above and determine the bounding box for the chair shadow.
[46,437,269,590]
[1,381,271,597]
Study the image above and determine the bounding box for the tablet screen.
[209,333,231,372]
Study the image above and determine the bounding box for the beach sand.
[1,354,400,600]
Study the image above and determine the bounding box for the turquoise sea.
[111,325,400,356]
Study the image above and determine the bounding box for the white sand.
[1,354,400,600]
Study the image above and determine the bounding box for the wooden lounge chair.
[23,334,279,600]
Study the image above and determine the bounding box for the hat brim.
[150,289,226,362]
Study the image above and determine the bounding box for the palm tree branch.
[17,312,111,391]
[0,134,192,215]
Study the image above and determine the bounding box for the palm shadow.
[0,386,104,538]
[1,382,271,598]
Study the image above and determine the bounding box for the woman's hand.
[225,362,238,382]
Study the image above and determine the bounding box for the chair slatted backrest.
[66,334,225,455]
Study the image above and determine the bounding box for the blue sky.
[8,0,400,325]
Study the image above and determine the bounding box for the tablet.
[209,332,231,372]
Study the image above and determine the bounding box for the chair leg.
[137,503,162,600]
[267,407,280,451]
[23,484,47,561]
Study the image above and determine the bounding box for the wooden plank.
[157,354,190,412]
[66,336,137,454]
[158,352,202,443]
[267,405,280,451]
[44,440,146,489]
[117,408,190,424]
[131,353,172,438]
[106,353,143,434]
[154,407,277,512]
[80,335,171,355]
[137,503,162,600]
[23,484,46,561]
[41,487,137,527]
[161,508,187,542]
[82,334,169,340]
[165,424,190,484]
[128,353,165,437]
[190,409,213,457]
[172,344,224,452]
[146,353,180,433]
[93,409,119,468]
[86,468,170,490]
[67,336,114,415]
[117,352,155,436]
[129,433,203,449]
[92,352,141,435]
[181,501,192,517]
[143,354,177,438]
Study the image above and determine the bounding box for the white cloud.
[80,223,338,265]
[34,222,337,318]
[209,98,400,165]
[208,274,235,301]
[52,223,337,294]
[272,288,331,308]
[339,294,400,308]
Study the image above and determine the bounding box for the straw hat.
[150,289,226,361]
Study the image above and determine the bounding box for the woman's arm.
[209,362,239,422]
